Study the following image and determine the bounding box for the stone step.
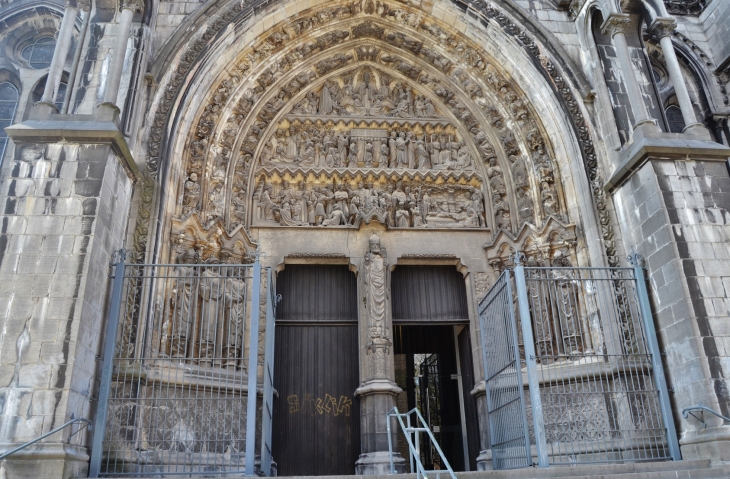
[78,460,730,479]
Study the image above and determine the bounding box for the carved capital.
[600,14,631,38]
[121,0,144,13]
[648,17,677,41]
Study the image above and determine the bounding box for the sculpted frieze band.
[252,173,486,229]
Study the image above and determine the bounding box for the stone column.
[100,1,138,110]
[355,234,405,474]
[35,0,79,114]
[649,18,711,139]
[601,14,659,132]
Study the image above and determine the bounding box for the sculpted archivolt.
[168,0,574,258]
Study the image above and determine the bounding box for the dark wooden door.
[272,265,360,476]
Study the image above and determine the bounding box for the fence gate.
[477,271,531,470]
[89,252,276,477]
[478,255,680,470]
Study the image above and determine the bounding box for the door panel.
[273,325,360,476]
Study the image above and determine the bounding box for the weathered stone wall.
[0,141,133,478]
[700,0,730,70]
[612,157,730,462]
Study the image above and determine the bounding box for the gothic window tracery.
[0,82,19,162]
[21,36,56,69]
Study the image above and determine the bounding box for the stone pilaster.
[0,111,137,478]
[355,233,405,474]
[607,130,730,464]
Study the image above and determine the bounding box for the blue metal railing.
[0,416,92,461]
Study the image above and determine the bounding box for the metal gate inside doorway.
[88,251,277,477]
[478,254,680,470]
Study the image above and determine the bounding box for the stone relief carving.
[252,173,485,229]
[363,234,391,378]
[162,1,578,267]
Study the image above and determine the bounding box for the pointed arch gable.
[139,0,613,272]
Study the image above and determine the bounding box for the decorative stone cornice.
[663,0,707,16]
[600,14,631,38]
[647,17,677,42]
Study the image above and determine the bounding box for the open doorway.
[391,266,480,471]
[393,325,479,472]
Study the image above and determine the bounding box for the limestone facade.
[0,0,730,476]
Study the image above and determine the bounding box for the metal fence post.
[245,252,263,476]
[88,250,126,478]
[630,253,682,461]
[513,254,549,468]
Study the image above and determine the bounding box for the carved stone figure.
[198,265,224,366]
[321,204,347,226]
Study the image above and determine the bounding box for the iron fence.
[478,255,680,469]
[89,252,274,477]
[477,271,531,470]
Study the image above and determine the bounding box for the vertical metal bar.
[631,254,681,461]
[452,327,470,471]
[88,250,126,478]
[245,258,263,475]
[513,259,548,468]
[387,411,395,474]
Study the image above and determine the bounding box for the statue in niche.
[231,190,247,224]
[390,89,412,118]
[338,76,354,112]
[260,142,274,166]
[517,191,534,222]
[414,95,425,117]
[358,71,378,114]
[424,98,436,117]
[183,173,200,215]
[412,205,425,227]
[493,193,510,230]
[169,247,198,359]
[198,263,224,366]
[209,184,225,219]
[541,181,558,216]
[321,204,347,226]
[406,132,417,168]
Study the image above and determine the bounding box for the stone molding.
[600,13,632,38]
[4,114,141,181]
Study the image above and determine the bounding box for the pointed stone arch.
[139,0,612,272]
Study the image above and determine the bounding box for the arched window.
[0,82,20,162]
[21,36,56,69]
[665,105,685,134]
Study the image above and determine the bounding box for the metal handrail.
[682,404,730,428]
[0,416,92,460]
[386,407,457,479]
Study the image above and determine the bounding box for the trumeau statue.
[363,234,391,378]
